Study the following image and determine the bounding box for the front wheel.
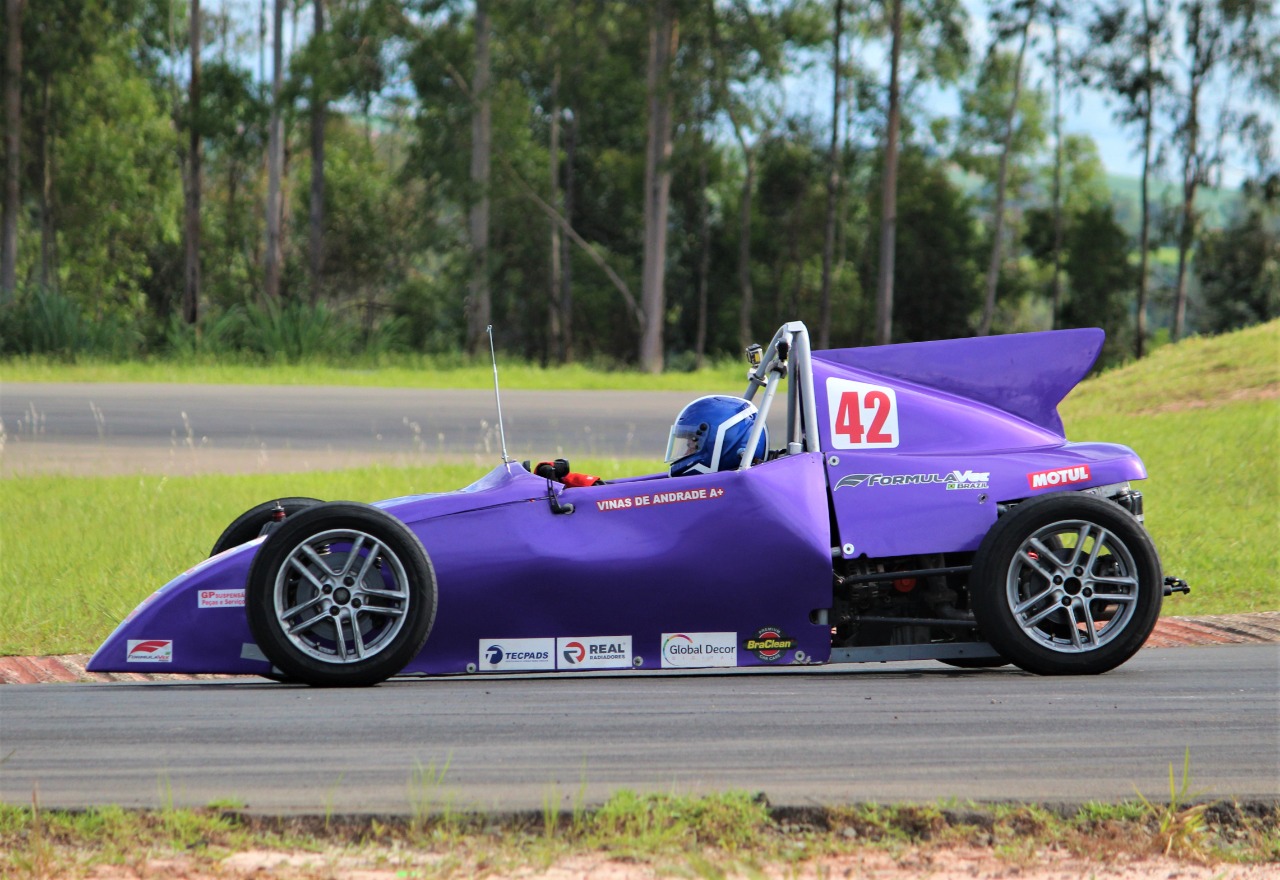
[211,497,324,556]
[246,502,437,686]
[969,493,1162,675]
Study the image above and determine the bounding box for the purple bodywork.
[89,326,1149,678]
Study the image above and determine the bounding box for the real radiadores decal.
[126,639,173,663]
[556,636,632,670]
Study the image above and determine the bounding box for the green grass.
[0,459,659,656]
[1,353,748,391]
[1,790,1275,879]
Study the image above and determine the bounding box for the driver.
[665,395,768,477]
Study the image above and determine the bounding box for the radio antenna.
[486,325,512,471]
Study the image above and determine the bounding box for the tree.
[1,0,21,299]
[263,0,285,302]
[639,0,679,373]
[818,0,844,350]
[976,0,1039,336]
[1086,0,1171,357]
[1198,182,1280,332]
[183,0,202,324]
[465,0,491,356]
[308,0,325,305]
[872,0,900,346]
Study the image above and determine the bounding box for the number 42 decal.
[826,378,900,449]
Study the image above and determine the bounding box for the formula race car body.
[89,322,1187,685]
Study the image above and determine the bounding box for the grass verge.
[2,791,1275,879]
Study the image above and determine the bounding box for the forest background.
[0,0,1276,373]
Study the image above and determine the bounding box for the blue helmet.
[665,395,768,477]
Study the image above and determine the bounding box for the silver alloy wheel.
[1005,517,1140,653]
[272,528,411,664]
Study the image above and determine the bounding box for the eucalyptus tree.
[871,0,970,345]
[263,0,284,301]
[1,0,21,299]
[1167,0,1274,341]
[1085,0,1172,357]
[969,0,1041,336]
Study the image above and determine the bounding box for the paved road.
[1,383,702,474]
[2,645,1275,814]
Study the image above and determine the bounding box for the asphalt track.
[1,644,1276,813]
[1,382,701,474]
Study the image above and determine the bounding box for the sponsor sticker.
[1027,465,1092,490]
[127,639,173,663]
[595,486,725,512]
[197,588,245,609]
[660,632,737,668]
[556,636,632,670]
[479,638,555,671]
[835,469,990,491]
[743,627,797,662]
[827,378,900,449]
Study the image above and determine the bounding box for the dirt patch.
[1136,383,1279,415]
[3,613,1276,685]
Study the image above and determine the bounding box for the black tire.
[211,497,324,556]
[969,493,1162,676]
[246,502,437,687]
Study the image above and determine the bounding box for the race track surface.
[2,644,1276,813]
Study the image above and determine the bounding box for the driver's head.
[665,395,767,477]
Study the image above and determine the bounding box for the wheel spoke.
[338,535,368,577]
[352,540,383,585]
[349,610,367,659]
[1066,525,1092,568]
[1021,538,1061,577]
[1064,604,1083,649]
[1089,591,1136,605]
[288,610,331,636]
[332,613,348,661]
[1014,584,1059,615]
[287,557,326,592]
[356,586,407,601]
[1083,527,1113,575]
[1079,601,1099,647]
[281,593,325,620]
[300,543,334,574]
[1091,574,1138,588]
[1023,603,1062,629]
[357,605,405,618]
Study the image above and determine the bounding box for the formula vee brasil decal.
[126,639,173,663]
[835,469,990,491]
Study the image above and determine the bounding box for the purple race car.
[88,321,1189,686]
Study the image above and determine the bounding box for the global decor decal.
[660,632,737,668]
[126,639,173,663]
[556,636,632,670]
[478,638,555,671]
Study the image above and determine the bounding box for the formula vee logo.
[556,636,632,670]
[835,469,990,491]
[479,638,554,671]
[126,639,173,663]
[1027,465,1091,490]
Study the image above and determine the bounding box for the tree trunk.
[874,0,903,347]
[38,74,53,288]
[1135,0,1154,358]
[560,107,576,363]
[548,62,563,362]
[308,0,326,305]
[978,0,1038,336]
[1049,12,1064,331]
[465,0,492,356]
[818,0,843,350]
[264,0,285,301]
[1,0,23,299]
[1172,4,1204,344]
[184,0,202,324]
[639,0,678,373]
[695,129,711,369]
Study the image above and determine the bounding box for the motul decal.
[127,639,173,663]
[1027,465,1092,490]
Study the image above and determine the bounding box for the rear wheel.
[970,494,1162,675]
[246,502,437,686]
[211,497,323,556]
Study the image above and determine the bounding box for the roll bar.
[738,321,821,469]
